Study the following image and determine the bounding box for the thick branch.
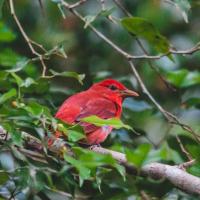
[0,128,199,195]
[91,146,200,195]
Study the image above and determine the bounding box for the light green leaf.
[81,115,133,130]
[6,58,29,72]
[63,153,91,186]
[126,143,151,167]
[21,77,36,88]
[67,130,85,142]
[11,72,23,86]
[0,88,17,104]
[11,73,36,88]
[49,69,85,84]
[166,69,200,88]
[121,17,170,53]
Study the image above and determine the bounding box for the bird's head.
[92,79,139,99]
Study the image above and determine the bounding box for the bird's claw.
[89,144,101,150]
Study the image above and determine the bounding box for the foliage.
[0,0,200,199]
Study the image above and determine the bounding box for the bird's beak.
[120,89,139,97]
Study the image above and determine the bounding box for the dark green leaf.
[0,171,9,185]
[25,102,44,117]
[188,162,200,177]
[121,17,170,53]
[0,0,5,19]
[0,88,17,104]
[126,143,151,167]
[166,69,200,88]
[63,153,91,186]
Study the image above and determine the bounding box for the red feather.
[54,79,138,144]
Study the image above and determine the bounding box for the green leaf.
[121,17,170,53]
[188,162,200,177]
[0,171,9,185]
[81,115,133,130]
[73,147,126,180]
[0,0,5,19]
[166,69,200,88]
[0,88,17,104]
[186,145,200,161]
[73,147,116,167]
[126,143,151,167]
[25,102,44,117]
[0,22,16,42]
[174,0,191,23]
[114,164,126,181]
[63,153,91,186]
[21,77,36,88]
[11,73,36,88]
[11,72,23,86]
[67,130,85,142]
[96,167,112,192]
[10,130,23,146]
[6,58,29,72]
[49,69,85,84]
[0,71,8,80]
[57,45,67,58]
[0,48,20,67]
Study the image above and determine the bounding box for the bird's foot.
[89,144,101,150]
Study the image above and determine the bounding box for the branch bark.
[0,128,199,196]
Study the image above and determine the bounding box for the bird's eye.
[108,85,117,90]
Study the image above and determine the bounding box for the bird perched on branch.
[55,79,139,145]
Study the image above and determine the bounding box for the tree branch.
[0,128,199,195]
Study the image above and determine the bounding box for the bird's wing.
[55,94,83,124]
[76,98,119,134]
[55,93,120,134]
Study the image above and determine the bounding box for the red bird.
[55,79,139,145]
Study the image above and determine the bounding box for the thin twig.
[135,38,176,91]
[68,0,88,9]
[113,0,132,17]
[178,159,196,170]
[176,135,193,161]
[9,0,48,77]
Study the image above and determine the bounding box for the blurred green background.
[0,0,200,199]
